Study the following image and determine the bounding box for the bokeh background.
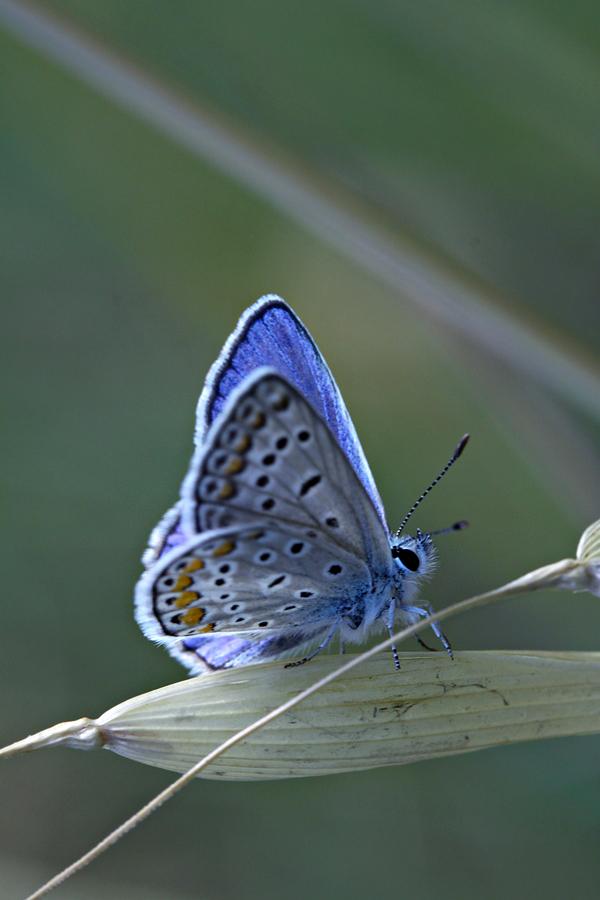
[2,1,600,897]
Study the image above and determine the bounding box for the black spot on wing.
[267,574,286,589]
[300,474,321,496]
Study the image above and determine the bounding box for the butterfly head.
[390,529,436,579]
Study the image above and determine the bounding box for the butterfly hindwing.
[136,521,370,640]
[170,631,332,674]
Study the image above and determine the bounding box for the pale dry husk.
[42,649,600,781]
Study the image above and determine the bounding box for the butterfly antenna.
[395,434,470,537]
[429,520,469,537]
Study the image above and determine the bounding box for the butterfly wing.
[182,369,388,564]
[142,296,387,566]
[166,633,321,675]
[136,369,393,672]
[142,500,186,567]
[195,296,386,527]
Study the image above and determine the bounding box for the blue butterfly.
[135,296,467,674]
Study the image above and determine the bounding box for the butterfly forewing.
[182,370,389,565]
[196,296,387,530]
[142,297,389,570]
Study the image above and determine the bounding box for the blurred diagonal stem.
[0,0,599,424]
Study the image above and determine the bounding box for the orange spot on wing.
[250,412,266,429]
[273,393,290,411]
[174,575,192,591]
[183,559,204,573]
[225,456,244,475]
[199,623,215,633]
[212,540,235,557]
[235,434,251,454]
[181,606,206,626]
[219,481,235,500]
[175,591,200,608]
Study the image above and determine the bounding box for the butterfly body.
[135,297,445,675]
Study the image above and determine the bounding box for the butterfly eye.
[393,548,420,572]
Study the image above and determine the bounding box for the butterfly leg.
[431,621,454,659]
[403,605,454,659]
[386,599,401,670]
[284,622,339,668]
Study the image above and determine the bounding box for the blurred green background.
[2,1,600,897]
